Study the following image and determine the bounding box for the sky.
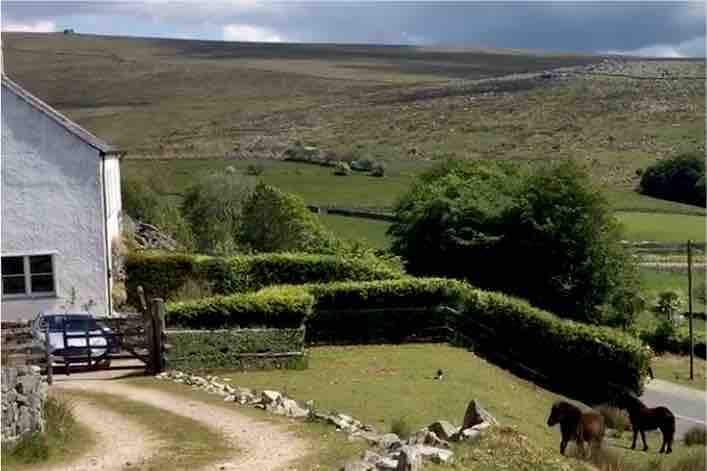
[1,1,705,58]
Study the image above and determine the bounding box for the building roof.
[1,74,122,155]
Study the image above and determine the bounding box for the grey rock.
[377,433,402,451]
[428,420,458,441]
[363,450,384,463]
[462,399,498,430]
[375,457,398,470]
[414,445,454,464]
[343,460,375,471]
[224,395,236,402]
[261,390,282,405]
[458,428,481,442]
[410,430,450,448]
[396,446,422,471]
[280,398,309,418]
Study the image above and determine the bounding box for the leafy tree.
[501,161,641,324]
[640,152,706,207]
[240,183,340,253]
[389,160,641,325]
[181,172,255,254]
[121,177,194,249]
[121,178,163,223]
[389,160,522,288]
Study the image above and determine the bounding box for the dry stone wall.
[1,366,48,446]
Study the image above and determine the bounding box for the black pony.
[617,394,675,454]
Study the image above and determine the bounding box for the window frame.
[1,253,57,299]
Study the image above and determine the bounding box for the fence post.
[137,286,148,316]
[143,299,155,374]
[44,323,53,386]
[150,298,165,374]
[687,240,694,381]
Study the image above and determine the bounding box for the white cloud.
[2,20,56,33]
[222,24,285,43]
[604,36,705,58]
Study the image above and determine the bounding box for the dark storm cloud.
[2,2,705,56]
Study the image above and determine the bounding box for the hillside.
[2,32,704,192]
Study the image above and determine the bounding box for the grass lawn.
[616,212,706,243]
[319,213,392,249]
[215,344,700,469]
[70,389,233,471]
[123,158,429,210]
[651,354,707,392]
[2,394,95,470]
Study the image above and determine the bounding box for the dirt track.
[47,365,309,471]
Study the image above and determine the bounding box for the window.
[1,254,56,297]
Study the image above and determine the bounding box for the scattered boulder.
[458,428,482,442]
[462,399,498,430]
[414,445,454,464]
[396,446,422,471]
[409,430,450,449]
[428,420,458,441]
[376,433,402,451]
[261,390,282,405]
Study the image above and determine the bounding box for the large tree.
[389,160,640,326]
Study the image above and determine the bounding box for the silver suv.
[32,312,116,368]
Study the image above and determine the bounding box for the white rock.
[261,390,282,405]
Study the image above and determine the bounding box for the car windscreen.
[45,316,98,332]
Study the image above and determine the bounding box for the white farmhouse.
[1,74,123,320]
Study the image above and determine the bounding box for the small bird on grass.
[434,369,444,381]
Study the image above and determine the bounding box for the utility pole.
[687,240,694,381]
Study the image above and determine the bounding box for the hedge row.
[303,278,464,343]
[162,276,652,397]
[126,251,403,304]
[456,289,651,400]
[167,327,306,370]
[165,286,314,329]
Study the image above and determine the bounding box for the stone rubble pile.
[157,370,499,470]
[1,366,48,447]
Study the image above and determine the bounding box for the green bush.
[637,320,691,354]
[165,286,313,329]
[684,425,706,446]
[390,417,413,440]
[640,152,706,207]
[306,277,465,310]
[371,162,386,177]
[304,278,464,344]
[121,177,194,249]
[181,172,256,254]
[457,288,651,400]
[126,251,403,304]
[240,183,340,254]
[389,159,640,326]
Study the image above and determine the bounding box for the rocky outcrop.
[1,366,48,447]
[158,371,499,470]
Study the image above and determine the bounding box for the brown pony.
[617,394,675,454]
[547,401,606,457]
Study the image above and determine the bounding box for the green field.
[617,212,706,243]
[123,158,706,247]
[217,344,702,470]
[4,32,704,193]
[318,214,392,249]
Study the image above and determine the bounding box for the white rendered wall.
[1,85,109,320]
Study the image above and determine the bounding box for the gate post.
[150,298,166,374]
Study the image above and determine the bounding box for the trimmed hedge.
[304,278,465,343]
[126,251,403,304]
[161,275,650,399]
[165,286,313,329]
[456,288,652,400]
[167,327,306,370]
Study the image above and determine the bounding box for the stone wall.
[1,366,48,446]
